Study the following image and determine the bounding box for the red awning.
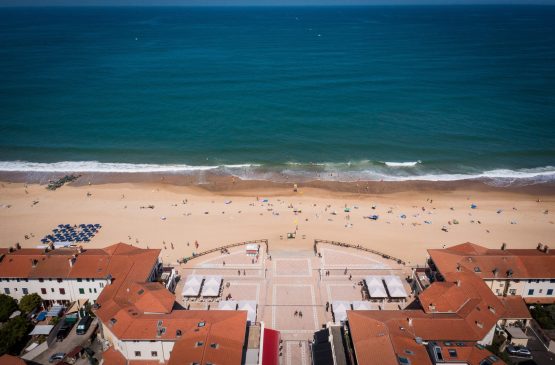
[262,328,280,365]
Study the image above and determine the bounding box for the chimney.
[544,245,550,254]
[78,245,83,254]
[31,259,38,267]
[8,246,14,253]
[501,243,506,250]
[15,242,21,250]
[492,267,498,277]
[407,318,413,327]
[456,264,461,272]
[456,280,461,287]
[506,269,513,278]
[69,257,76,267]
[537,243,543,251]
[476,321,484,329]
[428,303,436,312]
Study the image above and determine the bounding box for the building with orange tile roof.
[344,267,536,365]
[427,242,555,304]
[0,243,161,305]
[0,354,28,365]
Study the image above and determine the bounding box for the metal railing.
[314,239,406,265]
[179,239,269,263]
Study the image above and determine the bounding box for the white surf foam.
[0,161,258,173]
[0,161,554,185]
[383,161,421,167]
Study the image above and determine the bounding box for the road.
[33,318,98,364]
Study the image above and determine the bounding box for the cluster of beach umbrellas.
[41,224,101,244]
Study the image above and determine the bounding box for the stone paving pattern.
[176,242,413,364]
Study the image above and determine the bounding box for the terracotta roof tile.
[0,354,27,365]
[428,242,555,279]
[499,296,531,319]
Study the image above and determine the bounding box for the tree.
[18,293,42,314]
[0,316,32,355]
[0,294,18,322]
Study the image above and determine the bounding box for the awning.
[67,299,88,314]
[218,301,237,310]
[383,275,408,298]
[46,305,64,317]
[262,328,280,365]
[29,325,54,336]
[246,244,259,252]
[364,276,387,298]
[352,301,374,310]
[506,326,528,339]
[238,300,257,323]
[332,301,351,322]
[201,285,220,297]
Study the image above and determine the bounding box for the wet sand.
[1,172,554,267]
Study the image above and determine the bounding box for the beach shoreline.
[1,174,554,268]
[1,171,555,197]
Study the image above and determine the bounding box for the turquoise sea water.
[0,6,554,182]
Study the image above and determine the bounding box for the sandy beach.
[0,176,554,266]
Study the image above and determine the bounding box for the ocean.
[0,6,554,184]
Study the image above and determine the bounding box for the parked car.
[48,352,66,363]
[506,344,532,358]
[76,315,93,335]
[56,321,75,341]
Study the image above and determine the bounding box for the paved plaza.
[176,241,413,364]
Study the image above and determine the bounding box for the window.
[195,341,204,347]
[210,343,219,349]
[509,289,516,295]
[59,288,65,295]
[134,351,141,357]
[448,349,458,358]
[89,288,92,293]
[23,279,28,282]
[550,279,555,283]
[79,288,85,294]
[57,278,62,283]
[41,288,47,294]
[86,278,90,282]
[540,289,543,294]
[94,288,97,293]
[4,288,9,294]
[548,289,554,296]
[528,289,535,295]
[77,278,82,282]
[151,351,158,357]
[39,278,44,283]
[16,278,20,282]
[22,288,28,295]
[100,283,104,288]
[536,279,540,283]
[51,288,54,292]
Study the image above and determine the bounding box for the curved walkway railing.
[179,239,269,264]
[314,239,406,265]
